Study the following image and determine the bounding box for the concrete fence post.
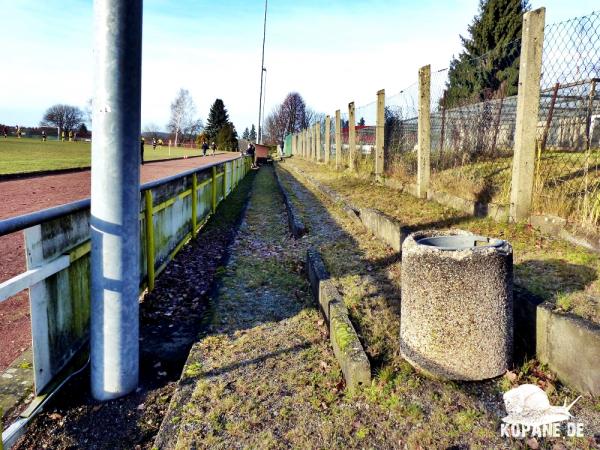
[348,102,356,171]
[91,0,143,401]
[312,125,317,162]
[302,130,306,158]
[325,115,331,165]
[316,121,321,163]
[309,124,317,161]
[510,7,546,222]
[304,130,307,158]
[335,110,341,170]
[375,89,385,180]
[417,65,431,199]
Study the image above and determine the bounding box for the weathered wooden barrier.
[0,156,250,398]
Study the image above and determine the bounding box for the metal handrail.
[0,155,243,238]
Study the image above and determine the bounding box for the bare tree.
[143,123,162,139]
[40,104,84,138]
[167,89,201,146]
[264,92,319,144]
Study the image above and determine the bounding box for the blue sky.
[0,0,597,132]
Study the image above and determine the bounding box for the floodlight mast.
[90,0,143,401]
[257,0,267,144]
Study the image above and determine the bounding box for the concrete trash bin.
[400,229,513,380]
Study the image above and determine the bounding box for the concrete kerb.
[306,249,371,390]
[273,165,307,238]
[283,165,406,249]
[292,167,600,395]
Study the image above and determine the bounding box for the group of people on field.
[2,125,22,138]
[201,141,217,157]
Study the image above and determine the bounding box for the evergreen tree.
[205,99,230,141]
[216,123,239,151]
[249,124,257,141]
[445,0,529,107]
[242,127,250,140]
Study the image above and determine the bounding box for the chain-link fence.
[534,12,600,229]
[292,10,599,231]
[339,111,350,168]
[427,39,521,205]
[384,82,419,183]
[354,100,377,174]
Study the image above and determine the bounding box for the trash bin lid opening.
[416,235,505,250]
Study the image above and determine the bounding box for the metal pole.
[257,0,268,144]
[90,0,143,401]
[261,68,267,140]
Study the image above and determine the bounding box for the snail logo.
[500,384,583,438]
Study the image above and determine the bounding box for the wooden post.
[191,173,198,237]
[348,102,356,171]
[335,110,341,170]
[211,166,217,212]
[316,121,321,162]
[510,7,545,221]
[417,65,431,198]
[222,162,227,197]
[375,89,385,180]
[325,115,331,165]
[144,190,155,291]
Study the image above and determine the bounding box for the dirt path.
[0,153,238,373]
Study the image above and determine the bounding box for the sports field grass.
[0,137,205,175]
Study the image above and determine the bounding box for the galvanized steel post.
[90,0,143,400]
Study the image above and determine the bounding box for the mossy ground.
[169,163,599,448]
[290,158,600,325]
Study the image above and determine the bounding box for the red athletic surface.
[0,153,238,372]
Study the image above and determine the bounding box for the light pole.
[257,0,267,144]
[261,68,267,140]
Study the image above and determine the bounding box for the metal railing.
[0,155,250,412]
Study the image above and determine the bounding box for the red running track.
[0,153,239,371]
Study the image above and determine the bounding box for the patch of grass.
[453,408,481,433]
[556,292,573,312]
[184,362,203,378]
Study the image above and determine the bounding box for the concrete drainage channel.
[306,250,371,389]
[281,163,600,396]
[273,168,307,238]
[275,167,371,390]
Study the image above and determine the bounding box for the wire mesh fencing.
[339,111,350,168]
[384,82,419,184]
[426,38,522,206]
[355,100,377,175]
[534,12,600,229]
